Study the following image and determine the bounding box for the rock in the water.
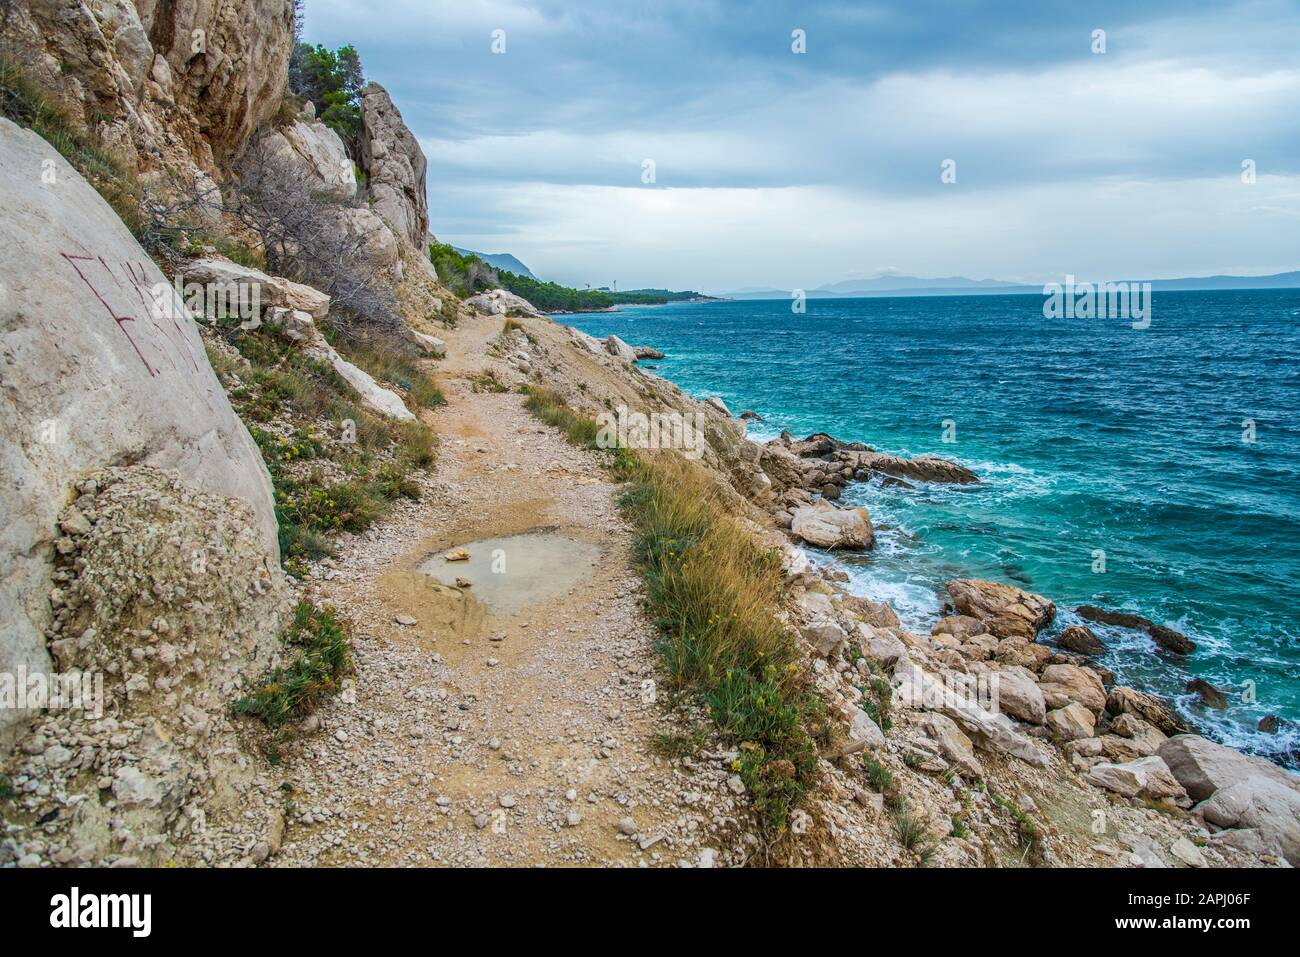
[1075,604,1196,654]
[945,580,1056,640]
[1058,624,1105,655]
[632,346,665,360]
[849,451,978,485]
[1185,678,1229,710]
[791,500,875,550]
[1106,686,1188,736]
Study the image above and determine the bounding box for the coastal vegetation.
[207,325,441,576]
[430,242,706,312]
[521,386,822,834]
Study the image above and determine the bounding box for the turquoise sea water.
[562,291,1300,766]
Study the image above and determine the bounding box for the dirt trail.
[275,314,741,867]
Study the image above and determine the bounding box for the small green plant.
[651,729,707,759]
[233,603,352,727]
[991,791,1044,863]
[0,774,14,802]
[859,674,893,733]
[862,754,895,794]
[951,814,969,839]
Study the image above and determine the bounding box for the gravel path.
[274,315,745,867]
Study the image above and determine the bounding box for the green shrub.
[233,603,352,727]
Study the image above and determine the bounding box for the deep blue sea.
[562,291,1300,764]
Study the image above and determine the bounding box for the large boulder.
[358,82,430,248]
[1037,663,1107,714]
[945,579,1056,640]
[465,288,542,318]
[791,500,875,550]
[1086,756,1189,803]
[0,467,295,865]
[0,119,278,750]
[1196,777,1300,866]
[1046,702,1096,741]
[923,712,984,778]
[605,335,638,362]
[992,666,1047,725]
[1157,734,1300,802]
[181,258,331,319]
[893,661,1048,767]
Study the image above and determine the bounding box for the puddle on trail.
[418,531,602,617]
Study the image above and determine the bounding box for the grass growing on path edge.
[233,603,353,729]
[522,386,823,835]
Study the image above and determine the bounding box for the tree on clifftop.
[288,42,365,144]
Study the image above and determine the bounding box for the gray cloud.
[302,0,1300,289]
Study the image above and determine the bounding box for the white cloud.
[443,174,1300,291]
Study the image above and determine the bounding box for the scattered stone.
[1170,837,1206,868]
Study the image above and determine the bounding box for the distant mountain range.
[714,270,1300,300]
[452,247,538,280]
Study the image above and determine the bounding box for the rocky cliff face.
[359,82,430,248]
[2,0,295,175]
[0,117,281,749]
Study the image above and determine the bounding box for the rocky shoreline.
[544,322,1298,865]
[734,419,1300,864]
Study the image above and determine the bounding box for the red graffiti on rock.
[61,252,202,377]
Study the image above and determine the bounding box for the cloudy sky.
[302,0,1300,292]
